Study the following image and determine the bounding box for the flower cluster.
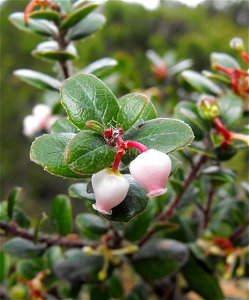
[90,127,172,215]
[23,104,58,137]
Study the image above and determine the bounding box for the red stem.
[214,64,232,76]
[125,140,148,152]
[213,117,231,141]
[241,52,249,64]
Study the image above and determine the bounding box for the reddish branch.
[0,221,98,249]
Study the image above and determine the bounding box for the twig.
[229,218,249,242]
[0,221,98,249]
[202,185,216,230]
[139,154,207,246]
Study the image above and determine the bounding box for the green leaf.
[103,175,148,223]
[132,239,188,281]
[182,70,222,95]
[76,213,108,240]
[202,166,236,185]
[61,3,99,29]
[61,74,119,129]
[0,202,8,222]
[182,251,223,300]
[80,57,118,78]
[65,131,116,175]
[30,133,84,179]
[168,59,193,76]
[3,238,46,258]
[53,249,103,282]
[17,258,43,280]
[174,101,207,141]
[32,41,78,61]
[7,186,21,219]
[51,195,72,236]
[68,13,106,41]
[211,52,241,70]
[218,92,243,127]
[124,118,194,154]
[34,213,48,243]
[69,183,95,200]
[51,118,80,133]
[13,207,31,228]
[14,69,62,91]
[107,274,124,299]
[9,12,58,37]
[45,246,63,269]
[28,10,61,21]
[124,208,152,241]
[117,93,157,131]
[0,251,10,283]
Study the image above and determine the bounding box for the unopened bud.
[199,97,220,120]
[230,37,244,52]
[129,149,171,198]
[23,115,40,136]
[92,169,129,215]
[32,104,51,124]
[98,270,107,281]
[83,246,94,255]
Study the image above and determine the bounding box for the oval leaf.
[124,118,194,154]
[14,69,62,91]
[51,118,80,133]
[182,70,222,95]
[132,239,188,281]
[3,238,46,258]
[30,133,83,178]
[65,131,116,175]
[211,52,241,70]
[61,3,99,29]
[51,194,72,236]
[32,41,78,61]
[28,10,61,21]
[103,175,148,223]
[68,13,106,41]
[80,57,118,78]
[9,12,58,37]
[61,74,119,129]
[69,183,95,200]
[117,93,157,131]
[17,258,43,280]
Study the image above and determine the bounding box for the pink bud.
[92,169,129,215]
[32,104,51,127]
[129,149,171,198]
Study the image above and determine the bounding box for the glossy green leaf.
[32,41,78,61]
[17,258,43,280]
[53,249,103,282]
[80,57,118,78]
[168,59,193,76]
[0,251,10,283]
[76,213,108,239]
[182,70,222,95]
[28,10,61,21]
[0,202,8,222]
[211,52,241,70]
[202,166,236,184]
[103,175,148,223]
[65,131,116,175]
[7,186,21,219]
[68,13,106,41]
[182,251,223,300]
[68,183,94,200]
[51,118,80,133]
[218,92,243,127]
[30,133,84,179]
[61,3,99,29]
[132,239,188,281]
[117,93,157,131]
[61,74,119,129]
[124,208,152,241]
[51,195,72,236]
[124,118,194,154]
[3,238,46,258]
[14,69,62,91]
[9,12,58,37]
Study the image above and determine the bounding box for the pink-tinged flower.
[23,104,58,137]
[129,149,171,198]
[92,169,129,215]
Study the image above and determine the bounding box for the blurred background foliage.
[1,0,248,215]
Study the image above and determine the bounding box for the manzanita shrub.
[1,1,249,300]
